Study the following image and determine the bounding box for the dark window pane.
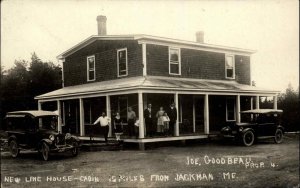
[89,71,94,80]
[118,50,127,76]
[227,69,233,78]
[228,111,235,120]
[119,62,126,72]
[170,63,179,74]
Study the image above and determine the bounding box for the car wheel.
[242,131,255,146]
[41,142,50,161]
[274,129,283,144]
[71,141,79,157]
[9,140,19,158]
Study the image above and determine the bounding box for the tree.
[278,84,300,132]
[0,53,62,125]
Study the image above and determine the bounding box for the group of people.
[93,102,177,143]
[144,103,177,137]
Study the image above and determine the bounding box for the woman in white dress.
[156,107,165,134]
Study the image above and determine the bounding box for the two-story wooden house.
[35,15,279,149]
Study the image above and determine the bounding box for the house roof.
[57,35,256,59]
[35,76,278,100]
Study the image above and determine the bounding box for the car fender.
[241,128,255,135]
[70,136,80,142]
[40,139,53,146]
[277,125,285,133]
[8,135,18,143]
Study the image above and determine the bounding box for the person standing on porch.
[167,102,177,136]
[127,107,136,137]
[156,107,165,135]
[113,112,123,141]
[144,103,154,137]
[93,112,110,144]
[162,112,170,136]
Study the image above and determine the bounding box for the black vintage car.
[220,109,284,146]
[4,110,80,160]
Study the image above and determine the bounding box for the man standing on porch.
[127,107,136,138]
[144,103,154,137]
[167,102,177,136]
[93,112,110,144]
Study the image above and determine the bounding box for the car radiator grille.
[56,135,66,145]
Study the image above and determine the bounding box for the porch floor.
[78,132,219,143]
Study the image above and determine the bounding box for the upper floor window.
[169,47,181,75]
[87,55,95,81]
[225,54,235,79]
[117,48,128,77]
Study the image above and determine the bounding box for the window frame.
[169,47,181,75]
[117,48,128,77]
[87,55,96,82]
[225,54,235,79]
[226,97,236,122]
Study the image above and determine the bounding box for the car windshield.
[37,116,57,130]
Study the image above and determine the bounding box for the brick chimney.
[96,15,107,35]
[195,31,204,43]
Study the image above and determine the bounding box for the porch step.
[80,141,123,151]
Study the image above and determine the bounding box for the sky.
[1,0,299,92]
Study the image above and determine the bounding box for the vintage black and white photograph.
[0,0,299,187]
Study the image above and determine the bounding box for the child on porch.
[162,112,170,136]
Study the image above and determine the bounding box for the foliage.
[260,84,299,131]
[0,53,62,122]
[277,84,300,132]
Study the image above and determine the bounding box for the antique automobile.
[5,110,80,160]
[220,109,284,146]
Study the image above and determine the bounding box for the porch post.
[57,100,62,133]
[236,95,241,123]
[204,94,209,134]
[174,92,179,136]
[62,102,66,126]
[143,94,147,136]
[38,101,42,126]
[192,96,196,133]
[273,95,278,109]
[138,91,145,138]
[79,98,85,136]
[106,95,112,137]
[38,101,42,110]
[256,95,260,109]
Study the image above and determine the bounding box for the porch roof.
[35,76,278,100]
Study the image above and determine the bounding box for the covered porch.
[35,76,279,149]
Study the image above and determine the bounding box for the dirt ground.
[1,134,299,188]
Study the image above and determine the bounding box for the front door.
[194,96,204,133]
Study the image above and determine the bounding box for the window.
[226,98,236,121]
[169,47,181,75]
[87,55,95,81]
[117,48,128,77]
[225,54,235,79]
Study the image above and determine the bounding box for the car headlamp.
[49,135,55,141]
[239,127,243,132]
[65,133,71,139]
